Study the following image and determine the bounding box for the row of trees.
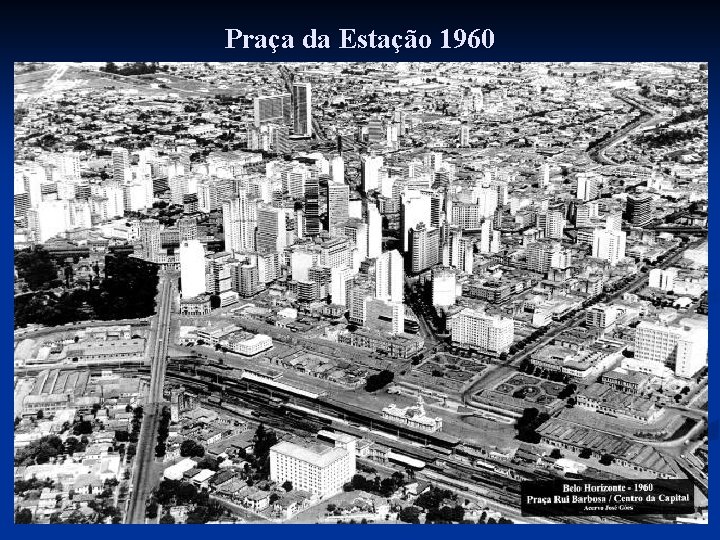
[100,62,168,76]
[155,406,172,458]
[343,472,407,497]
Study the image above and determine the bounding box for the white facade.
[180,240,206,299]
[649,268,678,291]
[367,203,382,259]
[223,191,256,253]
[432,267,457,308]
[331,266,355,307]
[361,154,383,192]
[400,190,431,252]
[270,437,356,499]
[375,250,403,304]
[450,308,514,353]
[592,227,627,265]
[28,199,70,242]
[634,319,708,378]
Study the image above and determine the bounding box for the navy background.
[1,0,716,536]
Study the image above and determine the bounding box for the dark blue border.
[2,1,717,539]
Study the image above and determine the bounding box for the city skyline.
[13,61,708,525]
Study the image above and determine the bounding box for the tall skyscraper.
[330,154,344,184]
[139,218,161,262]
[408,223,440,273]
[367,202,382,259]
[223,191,256,253]
[592,227,627,265]
[459,123,470,148]
[330,266,355,307]
[375,250,403,304]
[361,154,383,193]
[627,193,653,226]
[304,176,320,237]
[577,173,600,201]
[253,93,292,127]
[292,82,312,137]
[111,148,130,183]
[27,199,70,243]
[544,209,565,239]
[367,116,384,144]
[326,182,349,234]
[432,267,457,307]
[179,240,206,299]
[400,190,432,252]
[541,162,550,187]
[256,205,286,254]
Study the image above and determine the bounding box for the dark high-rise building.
[326,181,349,234]
[292,83,312,137]
[253,94,292,128]
[627,193,653,226]
[305,176,320,237]
[408,222,440,274]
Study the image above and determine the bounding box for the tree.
[550,448,562,459]
[599,454,615,466]
[398,506,421,524]
[180,439,205,458]
[73,420,93,435]
[579,448,592,459]
[15,508,33,524]
[36,410,44,420]
[65,436,81,455]
[282,480,293,492]
[146,501,158,519]
[364,370,395,392]
[159,514,176,524]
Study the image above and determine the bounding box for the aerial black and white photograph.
[13,61,708,524]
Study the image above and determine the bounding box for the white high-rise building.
[223,192,256,253]
[330,267,355,307]
[103,183,125,218]
[330,155,345,184]
[544,210,565,239]
[459,124,470,148]
[400,190,431,252]
[649,268,678,291]
[541,162,550,187]
[472,183,498,218]
[256,205,286,254]
[291,249,318,282]
[68,200,92,229]
[326,182,349,233]
[361,154,383,193]
[431,267,457,308]
[375,250,403,304]
[592,227,626,265]
[270,435,356,499]
[180,240,206,299]
[577,172,600,201]
[449,308,514,354]
[367,203,382,259]
[479,219,492,254]
[634,319,708,379]
[28,199,70,242]
[111,148,130,183]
